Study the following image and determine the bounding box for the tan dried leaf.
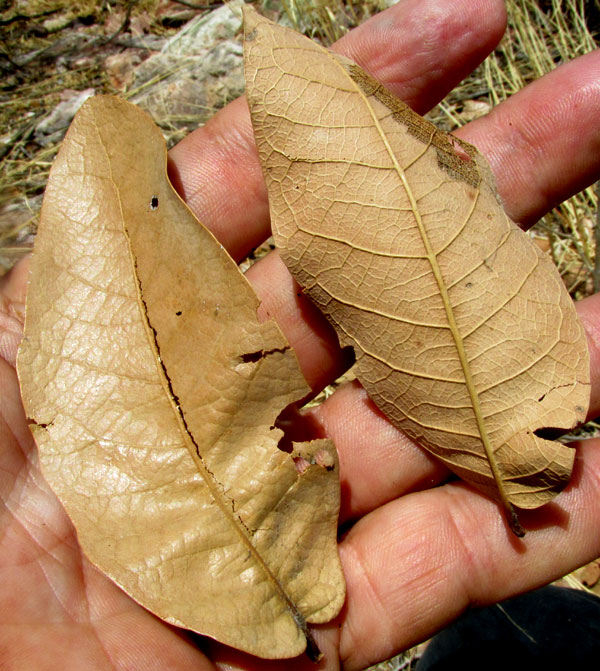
[243,8,590,534]
[17,95,344,659]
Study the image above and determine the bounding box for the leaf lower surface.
[17,95,345,659]
[243,8,591,533]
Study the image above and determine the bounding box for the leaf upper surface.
[17,95,344,659]
[243,8,590,529]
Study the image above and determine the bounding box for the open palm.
[2,1,600,670]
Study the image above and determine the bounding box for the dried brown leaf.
[243,8,590,535]
[17,95,344,659]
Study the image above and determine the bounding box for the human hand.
[2,1,600,670]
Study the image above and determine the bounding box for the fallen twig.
[172,1,224,9]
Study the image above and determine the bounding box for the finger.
[337,438,600,670]
[576,292,600,419]
[168,0,507,261]
[455,49,600,227]
[0,256,29,367]
[310,380,450,524]
[331,0,506,117]
[247,251,352,392]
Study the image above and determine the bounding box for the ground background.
[1,1,599,669]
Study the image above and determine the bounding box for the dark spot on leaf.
[150,196,159,210]
[465,282,473,288]
[175,310,182,316]
[347,64,480,188]
[246,27,257,41]
[27,417,53,429]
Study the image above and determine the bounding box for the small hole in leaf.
[274,403,322,454]
[534,427,565,441]
[241,350,263,363]
[450,137,472,163]
[175,310,182,316]
[150,196,159,210]
[278,435,294,453]
[341,345,356,369]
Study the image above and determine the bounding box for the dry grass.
[0,0,188,272]
[2,0,598,282]
[482,0,598,302]
[278,0,385,41]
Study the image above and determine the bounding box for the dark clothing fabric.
[417,585,600,671]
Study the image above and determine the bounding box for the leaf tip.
[242,3,260,39]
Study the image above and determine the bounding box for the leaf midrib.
[323,52,521,532]
[91,111,314,646]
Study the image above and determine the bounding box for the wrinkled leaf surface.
[17,95,344,659]
[243,8,590,533]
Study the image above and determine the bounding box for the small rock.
[460,99,492,123]
[105,50,142,90]
[105,11,127,36]
[580,560,600,588]
[42,15,74,33]
[0,194,42,275]
[130,0,245,135]
[34,88,95,147]
[130,13,152,37]
[532,234,551,253]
